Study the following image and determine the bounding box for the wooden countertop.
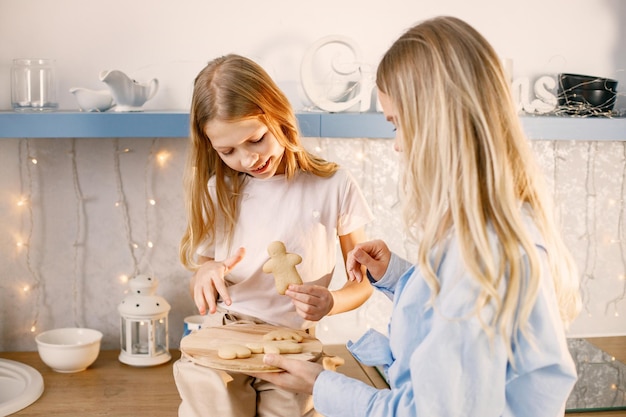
[2,338,624,416]
[2,350,181,416]
[0,345,386,416]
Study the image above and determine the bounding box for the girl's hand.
[285,284,334,321]
[191,247,245,315]
[346,239,391,282]
[248,354,323,394]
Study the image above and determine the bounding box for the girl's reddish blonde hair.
[180,54,337,270]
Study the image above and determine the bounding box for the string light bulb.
[156,150,170,167]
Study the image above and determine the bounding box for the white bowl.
[69,87,114,112]
[35,328,102,373]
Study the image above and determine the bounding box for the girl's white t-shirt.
[197,168,373,329]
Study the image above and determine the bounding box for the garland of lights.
[5,46,625,339]
[604,142,626,316]
[17,139,44,334]
[70,138,87,327]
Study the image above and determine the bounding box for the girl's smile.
[205,117,285,178]
[252,159,270,174]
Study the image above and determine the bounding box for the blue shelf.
[521,115,626,141]
[0,111,189,139]
[0,111,624,140]
[0,111,394,139]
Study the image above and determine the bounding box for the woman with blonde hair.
[175,54,374,417]
[254,16,581,417]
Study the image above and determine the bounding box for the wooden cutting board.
[180,323,323,373]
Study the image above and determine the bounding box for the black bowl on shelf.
[557,88,617,111]
[558,73,618,92]
[557,73,618,115]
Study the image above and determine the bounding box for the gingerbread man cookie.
[262,329,304,343]
[244,341,304,355]
[323,356,345,371]
[217,344,252,360]
[262,241,303,295]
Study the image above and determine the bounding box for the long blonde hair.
[180,54,338,270]
[376,17,580,347]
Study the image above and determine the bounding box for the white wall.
[1,0,625,352]
[1,0,624,111]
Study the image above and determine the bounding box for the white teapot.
[99,70,158,112]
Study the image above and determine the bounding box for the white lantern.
[118,274,171,366]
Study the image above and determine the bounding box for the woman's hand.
[346,239,392,282]
[285,284,334,321]
[190,247,245,315]
[248,354,324,395]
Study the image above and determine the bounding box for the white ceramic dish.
[35,327,103,373]
[69,87,114,112]
[0,358,44,415]
[99,70,158,112]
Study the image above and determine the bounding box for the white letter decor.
[511,75,558,114]
[301,35,376,112]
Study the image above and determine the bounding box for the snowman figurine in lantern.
[118,274,171,366]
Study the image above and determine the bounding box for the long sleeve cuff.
[313,369,379,417]
[367,253,413,300]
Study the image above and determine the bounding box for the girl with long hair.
[254,16,581,417]
[175,54,374,417]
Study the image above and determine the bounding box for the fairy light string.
[137,137,161,276]
[3,103,625,343]
[70,138,87,327]
[552,141,559,200]
[113,139,139,277]
[18,138,44,333]
[580,142,598,316]
[604,141,626,316]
